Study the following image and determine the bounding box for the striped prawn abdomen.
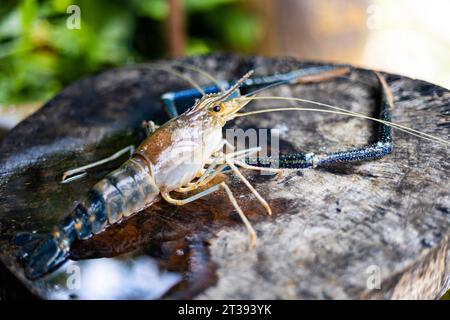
[89,158,159,230]
[73,157,159,239]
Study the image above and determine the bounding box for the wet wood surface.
[0,54,449,299]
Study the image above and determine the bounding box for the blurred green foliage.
[0,0,261,104]
[442,289,450,300]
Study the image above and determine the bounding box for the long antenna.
[170,61,226,92]
[234,96,449,146]
[151,64,205,95]
[235,106,449,146]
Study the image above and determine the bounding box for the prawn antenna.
[233,97,450,146]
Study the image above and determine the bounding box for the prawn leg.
[311,72,393,167]
[162,182,257,249]
[176,145,261,192]
[175,148,272,218]
[61,145,135,183]
[203,148,273,216]
[161,65,350,118]
[248,72,394,169]
[225,159,272,216]
[62,119,160,184]
[161,184,222,205]
[221,182,257,249]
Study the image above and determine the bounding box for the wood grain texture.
[0,54,448,299]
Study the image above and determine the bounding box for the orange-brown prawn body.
[18,76,250,279]
[136,104,223,193]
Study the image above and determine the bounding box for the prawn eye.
[212,105,222,113]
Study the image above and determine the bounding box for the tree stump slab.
[0,54,449,299]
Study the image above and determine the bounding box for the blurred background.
[0,0,449,129]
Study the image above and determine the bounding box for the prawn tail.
[16,191,104,279]
[16,218,76,280]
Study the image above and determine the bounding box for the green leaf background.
[0,0,261,104]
